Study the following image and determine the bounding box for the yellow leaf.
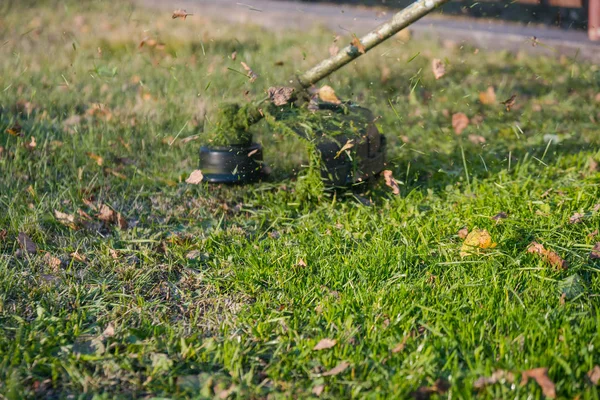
[319,85,341,104]
[460,228,496,257]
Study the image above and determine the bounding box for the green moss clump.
[204,103,263,147]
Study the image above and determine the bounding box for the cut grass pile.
[1,0,600,398]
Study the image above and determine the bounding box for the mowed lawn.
[1,0,600,398]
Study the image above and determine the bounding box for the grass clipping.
[204,103,263,147]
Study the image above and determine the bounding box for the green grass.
[1,1,600,398]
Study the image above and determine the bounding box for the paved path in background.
[139,0,599,62]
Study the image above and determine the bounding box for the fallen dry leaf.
[86,152,103,166]
[267,87,295,106]
[297,258,307,268]
[322,361,349,377]
[54,210,77,229]
[240,62,258,82]
[43,253,62,270]
[172,9,193,19]
[313,338,337,351]
[588,230,598,238]
[382,170,400,195]
[431,59,446,80]
[468,134,486,145]
[473,370,515,389]
[590,243,600,260]
[334,139,354,159]
[351,35,366,54]
[452,113,469,135]
[102,324,115,338]
[116,213,128,230]
[312,384,325,396]
[588,365,600,385]
[392,336,409,353]
[0,229,7,242]
[24,136,36,150]
[70,251,87,263]
[319,85,341,104]
[18,232,37,254]
[521,368,555,399]
[411,378,450,399]
[501,94,517,111]
[6,124,23,137]
[527,241,567,270]
[479,86,496,105]
[492,212,508,221]
[460,228,497,257]
[186,170,204,184]
[97,204,115,222]
[569,212,584,224]
[458,227,469,239]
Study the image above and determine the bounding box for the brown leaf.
[392,335,409,353]
[43,253,62,270]
[468,134,486,145]
[590,243,600,260]
[382,170,400,195]
[521,368,555,398]
[460,229,497,257]
[411,378,450,399]
[322,361,349,377]
[312,384,325,396]
[473,370,515,389]
[588,365,600,385]
[297,258,307,268]
[351,35,366,54]
[527,241,567,270]
[492,212,508,221]
[24,136,36,150]
[334,139,354,159]
[102,324,115,338]
[501,94,517,111]
[240,62,258,82]
[6,123,23,137]
[452,113,469,135]
[0,229,7,242]
[97,204,115,222]
[318,85,341,104]
[86,152,104,166]
[116,213,128,230]
[431,59,446,80]
[478,86,496,105]
[70,251,87,263]
[267,87,295,106]
[313,338,337,351]
[18,232,37,254]
[569,212,584,224]
[186,170,204,184]
[588,230,598,239]
[172,9,193,19]
[458,227,469,239]
[54,210,77,229]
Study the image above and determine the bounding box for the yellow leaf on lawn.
[319,85,341,104]
[460,228,497,257]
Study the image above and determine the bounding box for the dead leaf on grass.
[322,361,349,376]
[97,204,115,222]
[588,365,600,385]
[392,335,409,353]
[452,113,469,135]
[241,62,258,82]
[501,94,517,111]
[54,210,77,229]
[492,212,508,221]
[521,368,555,398]
[6,124,23,137]
[382,170,400,195]
[569,212,584,224]
[0,229,7,242]
[527,241,567,270]
[468,134,486,145]
[312,384,325,396]
[479,86,496,105]
[431,59,446,80]
[267,87,295,106]
[313,338,337,351]
[70,251,87,263]
[334,139,354,159]
[351,35,366,54]
[86,152,103,166]
[172,9,193,19]
[102,324,115,338]
[590,243,600,260]
[319,85,341,104]
[186,170,204,184]
[24,136,36,150]
[473,370,515,389]
[460,229,497,257]
[411,378,450,399]
[43,253,62,270]
[297,258,307,268]
[458,227,469,239]
[17,232,37,254]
